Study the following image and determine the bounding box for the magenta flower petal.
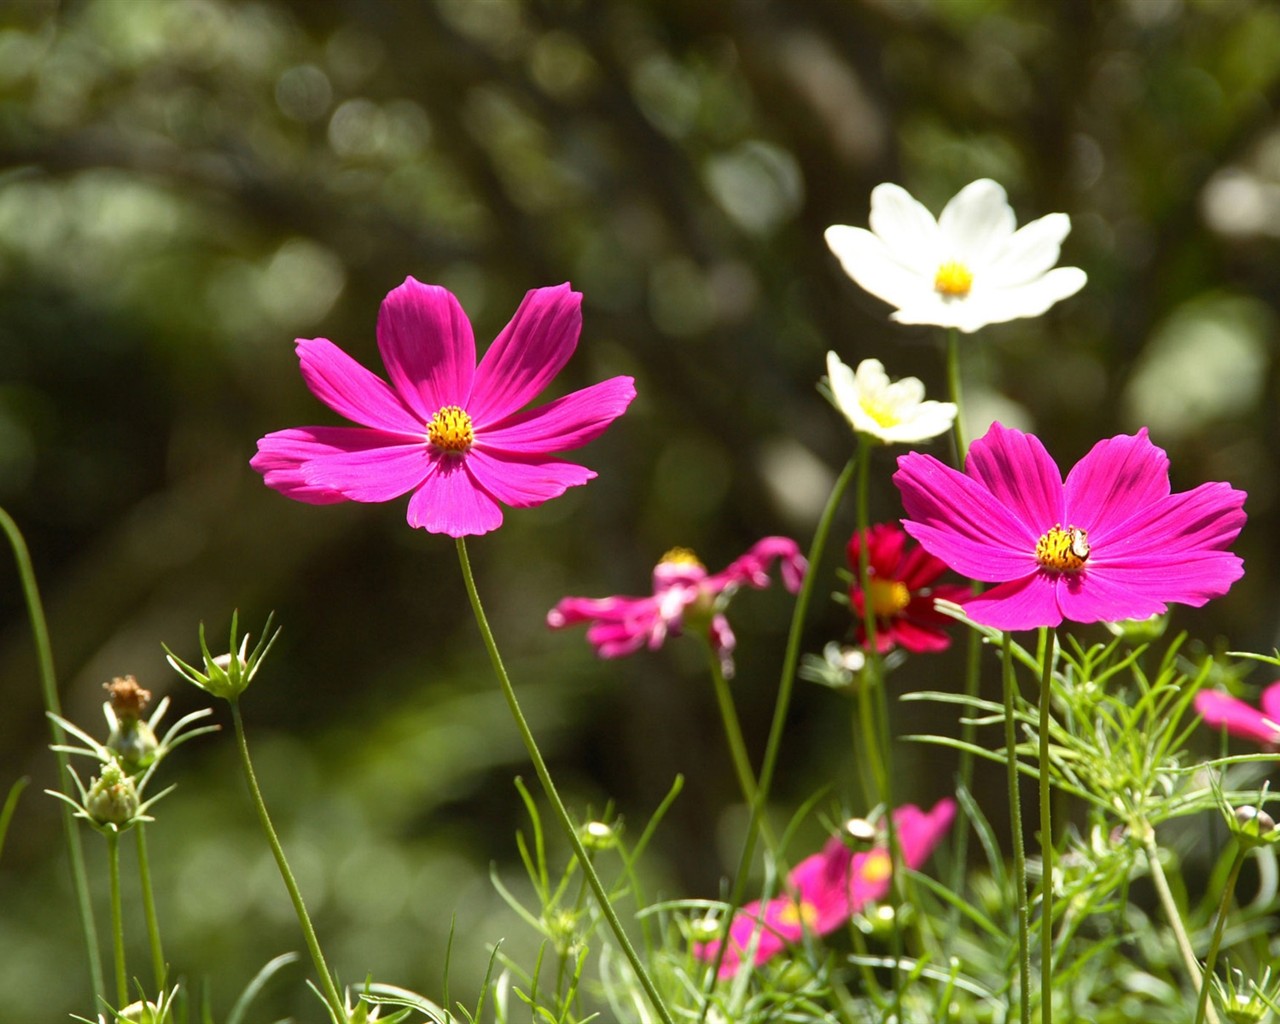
[481,377,638,454]
[469,285,582,425]
[405,459,503,537]
[1195,688,1280,747]
[895,453,1039,580]
[464,449,596,507]
[896,422,1246,630]
[255,276,631,536]
[964,422,1064,531]
[1262,682,1280,725]
[375,278,476,419]
[1062,429,1170,537]
[296,338,425,434]
[961,575,1065,631]
[251,427,364,504]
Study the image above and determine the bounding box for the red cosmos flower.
[847,523,969,653]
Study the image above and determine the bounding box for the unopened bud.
[1235,805,1276,834]
[86,762,140,827]
[844,817,877,845]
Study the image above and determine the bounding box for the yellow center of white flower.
[868,578,912,616]
[859,395,903,429]
[1035,524,1090,572]
[777,899,819,929]
[934,261,974,298]
[427,405,474,453]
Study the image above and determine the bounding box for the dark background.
[2,0,1279,1018]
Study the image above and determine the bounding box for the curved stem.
[107,831,127,1009]
[1003,634,1030,1024]
[700,454,858,999]
[1144,830,1221,1024]
[455,539,676,1024]
[1037,630,1055,1024]
[135,823,166,990]
[0,507,104,1001]
[229,699,347,1023]
[1195,844,1247,1024]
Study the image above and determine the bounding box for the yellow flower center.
[777,899,819,930]
[868,578,911,616]
[859,397,902,429]
[427,405,474,453]
[860,849,892,884]
[660,546,704,570]
[1035,524,1090,572]
[934,260,974,298]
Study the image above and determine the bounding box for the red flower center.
[427,405,474,453]
[1035,524,1090,572]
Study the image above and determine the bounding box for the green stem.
[135,823,165,990]
[945,327,968,462]
[1144,830,1221,1024]
[703,641,777,855]
[1003,634,1030,1024]
[701,455,858,997]
[1037,630,1055,1024]
[1194,844,1246,1024]
[229,699,346,1023]
[455,539,675,1024]
[0,507,104,1001]
[107,831,127,1009]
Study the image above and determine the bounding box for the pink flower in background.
[696,799,955,977]
[547,538,805,678]
[1195,683,1280,749]
[847,523,969,653]
[252,277,636,537]
[893,422,1246,631]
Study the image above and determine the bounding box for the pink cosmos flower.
[847,523,970,653]
[696,798,956,977]
[893,422,1246,631]
[252,277,636,537]
[546,538,806,679]
[1195,682,1280,749]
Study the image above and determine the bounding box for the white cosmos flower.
[824,353,956,444]
[824,179,1087,333]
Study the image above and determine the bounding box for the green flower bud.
[1103,612,1168,642]
[580,820,617,851]
[86,762,140,827]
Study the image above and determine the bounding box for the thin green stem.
[107,831,127,1009]
[229,699,347,1023]
[455,539,676,1024]
[700,454,858,1003]
[0,507,104,1000]
[1037,630,1055,1024]
[1144,830,1221,1024]
[702,640,778,854]
[1003,634,1030,1024]
[1195,844,1246,1024]
[945,328,968,462]
[135,823,165,990]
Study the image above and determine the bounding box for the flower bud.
[86,762,140,827]
[580,820,617,851]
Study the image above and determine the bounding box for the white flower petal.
[938,179,1016,267]
[867,183,940,272]
[825,225,927,310]
[985,212,1072,286]
[823,352,954,444]
[975,267,1088,324]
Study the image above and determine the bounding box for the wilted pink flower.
[547,538,805,678]
[893,422,1246,631]
[696,799,956,977]
[252,277,636,537]
[1195,682,1280,749]
[847,523,969,653]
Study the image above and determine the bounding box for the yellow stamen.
[868,578,911,617]
[777,900,819,929]
[860,849,891,884]
[1035,524,1090,572]
[427,405,474,453]
[660,546,704,570]
[934,260,974,298]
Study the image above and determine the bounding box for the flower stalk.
[456,538,676,1024]
[1037,629,1056,1024]
[1003,634,1031,1024]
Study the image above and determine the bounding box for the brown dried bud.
[104,675,152,721]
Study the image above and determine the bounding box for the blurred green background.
[2,0,1280,1018]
